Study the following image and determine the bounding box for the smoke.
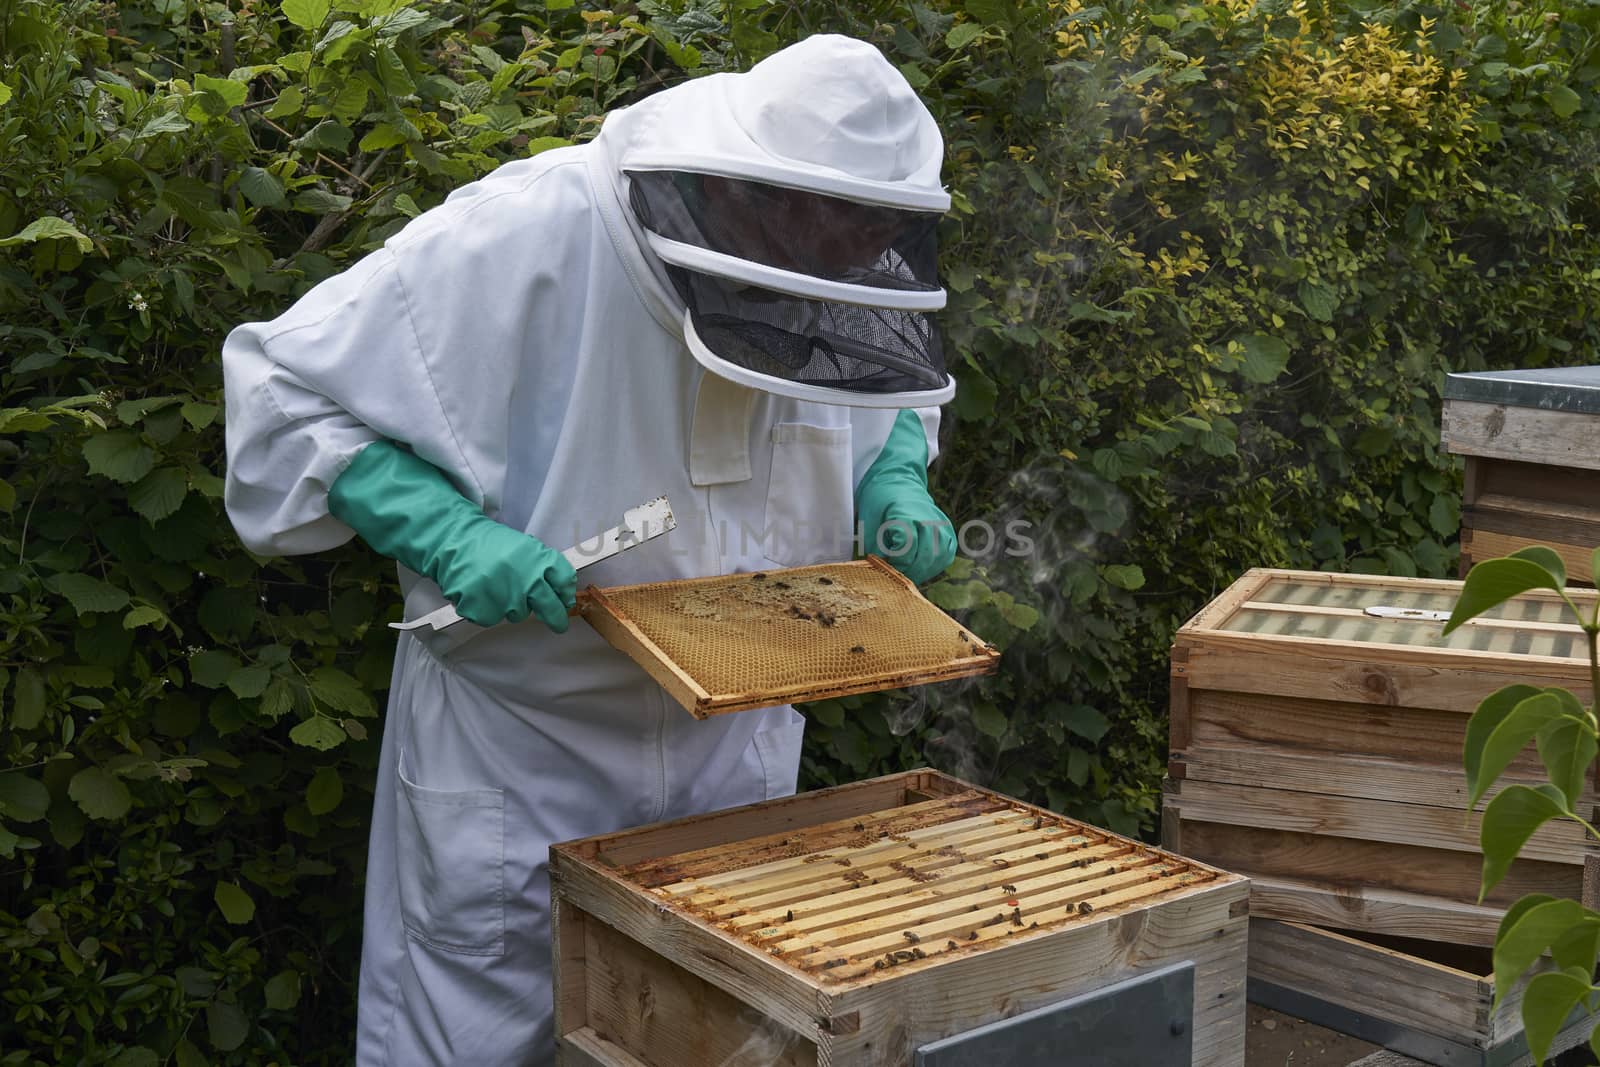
[713,1010,806,1067]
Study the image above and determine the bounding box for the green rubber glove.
[328,440,577,630]
[856,409,956,584]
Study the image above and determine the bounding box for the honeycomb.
[583,558,997,714]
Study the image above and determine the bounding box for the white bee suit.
[222,34,948,1067]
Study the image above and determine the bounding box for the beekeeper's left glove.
[856,409,957,584]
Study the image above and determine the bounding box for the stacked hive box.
[552,769,1249,1066]
[1443,366,1600,584]
[1162,568,1599,1063]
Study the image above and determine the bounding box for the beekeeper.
[223,33,957,1066]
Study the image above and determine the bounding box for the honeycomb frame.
[578,556,1000,718]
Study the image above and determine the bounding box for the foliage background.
[3,0,1600,1061]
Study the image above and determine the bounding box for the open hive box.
[578,557,1000,718]
[551,770,1249,1066]
[1163,569,1599,947]
[1162,569,1600,1062]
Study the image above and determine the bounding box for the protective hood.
[592,34,955,408]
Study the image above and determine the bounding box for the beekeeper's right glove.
[328,440,577,630]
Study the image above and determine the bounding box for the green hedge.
[3,0,1599,1062]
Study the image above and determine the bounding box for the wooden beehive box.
[1442,366,1600,583]
[1249,919,1600,1066]
[1163,568,1598,948]
[551,770,1249,1066]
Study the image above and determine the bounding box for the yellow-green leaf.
[0,215,93,253]
[282,0,331,31]
[213,882,255,925]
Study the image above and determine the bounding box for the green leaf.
[289,716,347,750]
[226,665,272,699]
[525,136,573,157]
[1445,558,1565,634]
[1480,784,1569,897]
[966,0,1010,22]
[114,396,182,424]
[194,74,247,109]
[1546,85,1582,120]
[260,677,296,720]
[308,666,375,717]
[1000,600,1040,629]
[237,167,286,208]
[1463,684,1542,806]
[182,401,219,429]
[1429,493,1459,538]
[1062,704,1111,744]
[190,650,242,689]
[266,84,304,119]
[1297,280,1336,322]
[1468,690,1569,810]
[0,774,50,822]
[206,999,250,1051]
[1523,967,1595,1063]
[213,882,255,925]
[898,61,930,90]
[83,431,155,483]
[136,110,191,139]
[1538,713,1599,812]
[972,703,1009,738]
[12,668,45,729]
[293,188,354,215]
[282,0,331,31]
[1102,564,1146,590]
[264,969,303,1011]
[294,120,353,154]
[129,467,188,523]
[69,767,132,820]
[1492,898,1591,1007]
[173,1039,208,1067]
[0,215,93,253]
[946,22,984,49]
[306,766,343,815]
[1508,546,1568,589]
[1238,334,1290,383]
[49,573,131,614]
[0,84,11,107]
[924,579,986,611]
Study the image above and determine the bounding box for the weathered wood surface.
[1164,778,1585,866]
[1170,817,1576,911]
[1464,527,1596,585]
[1442,398,1600,470]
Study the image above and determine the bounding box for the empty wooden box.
[551,769,1249,1066]
[1249,919,1599,1067]
[1162,568,1598,947]
[1443,366,1600,583]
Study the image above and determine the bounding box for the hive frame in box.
[550,769,1250,1066]
[577,556,1000,719]
[1165,568,1600,948]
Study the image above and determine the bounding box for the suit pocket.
[751,709,806,800]
[762,423,854,568]
[395,749,506,956]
